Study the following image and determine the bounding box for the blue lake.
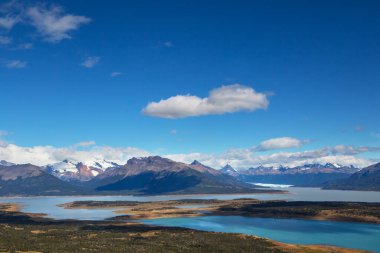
[1,187,380,220]
[140,216,380,252]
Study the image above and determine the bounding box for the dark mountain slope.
[323,162,380,191]
[0,164,87,196]
[94,156,268,194]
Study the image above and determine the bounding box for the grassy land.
[215,200,380,223]
[62,199,380,223]
[0,203,367,253]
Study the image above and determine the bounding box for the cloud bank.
[0,140,378,169]
[143,84,269,118]
[0,142,150,166]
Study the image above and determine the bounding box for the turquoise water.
[1,187,380,220]
[140,216,380,252]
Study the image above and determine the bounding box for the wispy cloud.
[73,141,96,148]
[0,130,8,137]
[354,125,366,132]
[169,129,178,135]
[16,42,33,50]
[0,1,90,43]
[110,71,122,77]
[0,35,11,45]
[331,145,380,155]
[81,56,100,68]
[5,59,27,68]
[0,16,20,30]
[26,4,90,42]
[143,84,270,119]
[163,41,173,47]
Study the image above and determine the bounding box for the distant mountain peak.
[0,160,15,166]
[191,160,204,166]
[221,164,236,172]
[220,164,239,177]
[44,159,120,182]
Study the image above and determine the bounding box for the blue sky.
[0,0,379,168]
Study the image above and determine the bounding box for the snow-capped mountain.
[44,159,121,182]
[236,163,359,187]
[243,163,357,175]
[220,164,239,177]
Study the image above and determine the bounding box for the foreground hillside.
[324,162,380,191]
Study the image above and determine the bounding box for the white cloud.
[81,56,100,68]
[5,60,27,68]
[26,5,90,42]
[256,137,307,151]
[143,84,270,118]
[0,35,11,45]
[111,71,122,77]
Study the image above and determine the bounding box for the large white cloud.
[256,137,307,151]
[143,84,269,118]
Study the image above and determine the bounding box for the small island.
[60,199,380,224]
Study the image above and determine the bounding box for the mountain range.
[323,162,380,191]
[0,156,266,196]
[0,164,84,196]
[0,156,379,196]
[233,163,359,187]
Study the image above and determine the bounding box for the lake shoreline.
[0,203,368,253]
